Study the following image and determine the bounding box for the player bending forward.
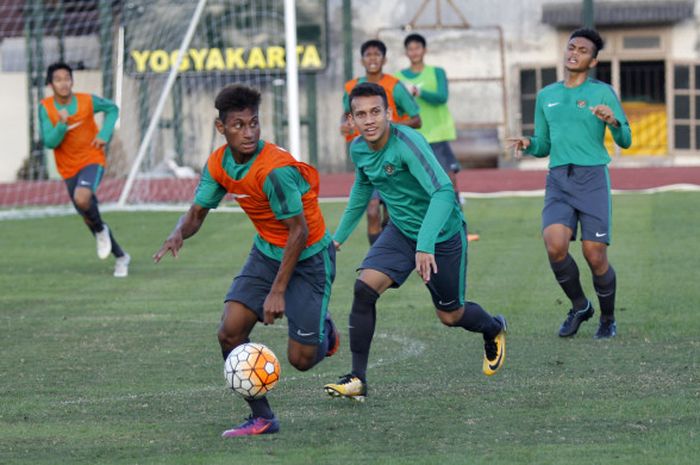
[154,85,339,436]
[324,83,507,402]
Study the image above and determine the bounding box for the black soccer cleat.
[558,301,594,337]
[594,318,617,339]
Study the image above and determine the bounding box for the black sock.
[349,280,379,382]
[108,226,125,258]
[82,195,105,233]
[221,338,250,361]
[593,265,616,321]
[456,301,502,339]
[246,396,274,419]
[550,254,588,310]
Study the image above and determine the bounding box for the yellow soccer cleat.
[324,374,367,402]
[483,315,507,376]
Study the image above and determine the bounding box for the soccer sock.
[550,254,589,310]
[349,279,379,382]
[82,195,105,233]
[246,396,274,419]
[456,301,503,339]
[593,265,616,321]
[108,227,125,258]
[368,232,380,245]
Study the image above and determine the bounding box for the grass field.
[1,192,698,465]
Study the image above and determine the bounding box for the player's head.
[565,28,604,72]
[348,82,391,144]
[403,33,427,65]
[46,62,73,98]
[214,84,262,156]
[360,39,387,75]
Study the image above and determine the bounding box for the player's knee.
[287,350,315,371]
[353,279,379,313]
[436,308,461,326]
[545,242,568,262]
[73,193,91,211]
[217,325,246,350]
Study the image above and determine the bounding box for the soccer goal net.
[0,0,324,212]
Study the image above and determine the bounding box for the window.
[519,66,557,136]
[672,64,700,151]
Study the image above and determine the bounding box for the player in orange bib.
[39,62,130,277]
[153,84,339,437]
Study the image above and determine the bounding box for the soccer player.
[341,39,422,245]
[153,84,339,436]
[324,83,507,401]
[508,28,632,339]
[397,33,480,242]
[39,62,130,277]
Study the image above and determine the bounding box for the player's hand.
[589,105,619,127]
[153,232,184,263]
[91,137,107,149]
[415,252,437,284]
[505,137,530,160]
[263,291,285,324]
[58,109,69,123]
[333,240,342,251]
[409,85,420,97]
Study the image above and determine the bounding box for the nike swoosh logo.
[79,181,91,185]
[438,299,456,306]
[296,330,315,337]
[67,121,83,130]
[547,102,560,107]
[595,232,607,237]
[231,194,250,199]
[488,346,503,371]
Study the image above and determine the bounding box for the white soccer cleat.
[96,225,112,259]
[114,253,130,278]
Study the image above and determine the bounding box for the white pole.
[114,25,124,129]
[117,0,208,207]
[284,0,301,161]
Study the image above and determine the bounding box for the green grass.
[0,193,698,465]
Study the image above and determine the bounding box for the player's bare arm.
[589,104,619,127]
[398,114,422,129]
[415,251,438,283]
[263,213,309,324]
[153,203,210,262]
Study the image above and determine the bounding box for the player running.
[154,84,339,436]
[39,62,130,277]
[324,83,507,402]
[508,28,632,339]
[341,39,422,245]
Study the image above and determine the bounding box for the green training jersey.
[38,94,119,148]
[396,65,456,143]
[334,124,463,254]
[195,141,330,261]
[524,78,632,167]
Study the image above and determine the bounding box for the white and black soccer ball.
[224,342,281,399]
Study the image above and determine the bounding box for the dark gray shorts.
[542,164,612,244]
[225,243,336,345]
[64,164,104,197]
[430,141,460,174]
[359,222,467,311]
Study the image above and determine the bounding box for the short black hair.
[214,84,261,121]
[569,28,604,58]
[404,33,426,48]
[360,39,387,57]
[46,62,72,85]
[348,82,388,112]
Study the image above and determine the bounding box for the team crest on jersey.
[384,164,395,176]
[577,99,587,108]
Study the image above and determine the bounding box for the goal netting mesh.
[0,0,319,211]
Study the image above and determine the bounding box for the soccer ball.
[224,342,281,399]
